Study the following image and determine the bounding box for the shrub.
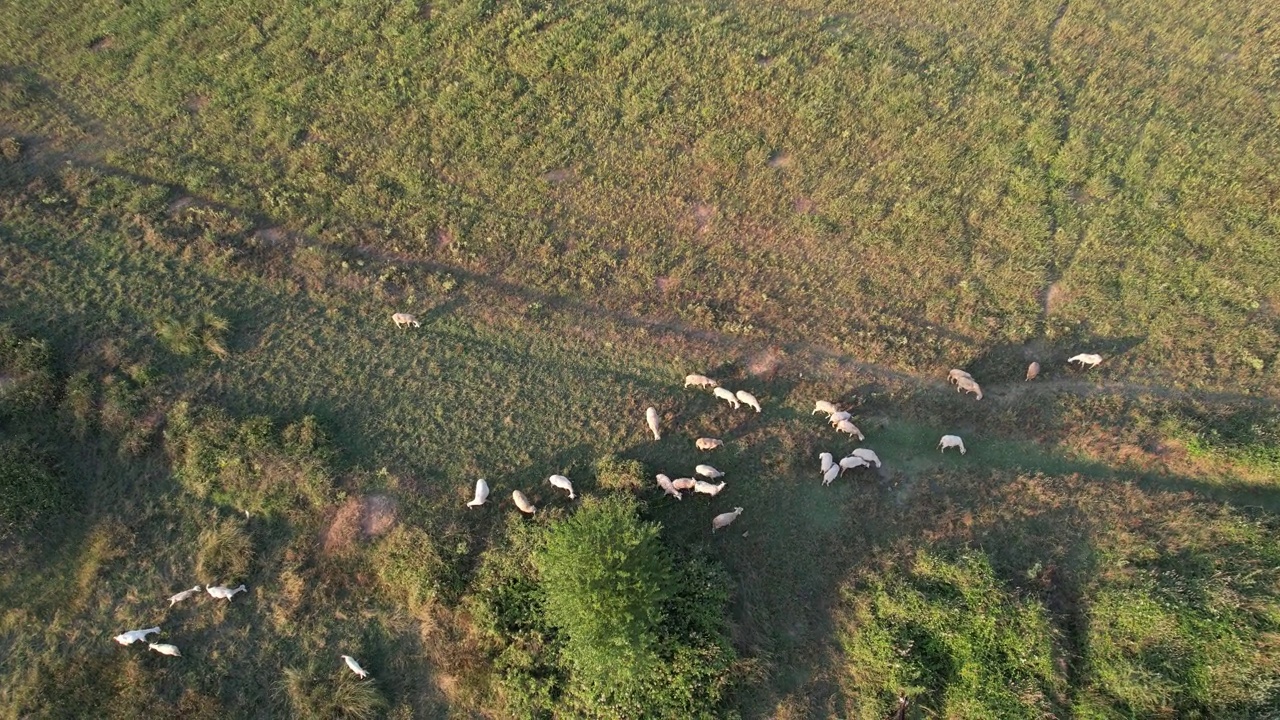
[374,525,463,612]
[592,453,645,492]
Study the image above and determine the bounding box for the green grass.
[2,0,1280,716]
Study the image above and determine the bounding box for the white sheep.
[342,654,370,679]
[148,643,181,657]
[1026,361,1040,381]
[695,464,724,479]
[1068,353,1102,368]
[938,435,966,454]
[656,474,682,500]
[835,419,865,440]
[822,464,840,486]
[693,480,726,496]
[644,406,661,440]
[813,401,838,416]
[735,390,761,412]
[167,586,202,607]
[468,479,490,508]
[391,312,420,328]
[955,375,983,400]
[206,584,247,601]
[947,369,973,385]
[114,627,161,645]
[819,452,834,474]
[684,374,717,388]
[851,448,881,468]
[548,474,575,500]
[828,411,852,426]
[695,437,723,451]
[711,507,743,532]
[672,477,697,491]
[512,490,537,514]
[839,455,870,474]
[713,387,740,409]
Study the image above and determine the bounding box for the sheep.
[955,375,983,400]
[813,401,839,416]
[1068,353,1102,369]
[548,474,575,500]
[391,312,420,329]
[656,474,682,500]
[712,507,743,532]
[114,627,161,646]
[693,480,726,496]
[684,374,717,389]
[948,369,974,385]
[819,452,834,474]
[672,477,698,491]
[822,464,840,486]
[512,490,537,514]
[828,411,852,426]
[1026,361,1040,381]
[342,654,370,679]
[695,437,724,451]
[645,406,661,440]
[695,464,724,479]
[167,586,202,607]
[468,479,490,508]
[712,387,740,409]
[834,419,865,440]
[851,448,881,468]
[206,584,247,601]
[148,643,181,657]
[735,390,762,412]
[839,455,870,474]
[938,435,966,454]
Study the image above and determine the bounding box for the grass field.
[2,0,1279,717]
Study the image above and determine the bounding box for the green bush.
[374,525,463,612]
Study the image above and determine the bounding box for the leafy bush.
[839,550,1064,718]
[0,439,65,536]
[374,525,463,612]
[592,453,645,492]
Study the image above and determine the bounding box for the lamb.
[391,312,420,328]
[955,375,983,400]
[1026,361,1040,381]
[1068,353,1102,369]
[712,387,740,409]
[735,390,762,412]
[938,435,966,454]
[672,477,698,491]
[813,401,839,416]
[839,455,870,474]
[548,474,575,500]
[851,448,881,468]
[167,586,202,607]
[695,464,724,479]
[693,480,726,496]
[711,507,743,532]
[684,374,717,389]
[828,411,852,426]
[695,437,723,451]
[822,464,840,486]
[834,419,865,440]
[645,406,661,440]
[819,452,834,474]
[656,474,682,500]
[512,490,537,514]
[947,369,974,385]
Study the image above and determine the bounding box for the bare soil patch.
[166,196,196,217]
[253,227,288,246]
[185,94,209,113]
[540,168,574,184]
[692,202,716,234]
[746,346,783,378]
[793,197,816,214]
[361,494,397,537]
[1043,281,1067,316]
[768,151,792,168]
[655,275,678,293]
[321,494,397,554]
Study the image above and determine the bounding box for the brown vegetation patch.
[322,494,398,555]
[185,94,209,113]
[361,494,397,538]
[1043,281,1067,315]
[747,346,783,378]
[540,168,574,184]
[768,151,792,168]
[692,202,716,233]
[654,275,677,293]
[793,197,816,214]
[435,228,453,249]
[88,36,114,52]
[253,227,288,246]
[167,195,196,217]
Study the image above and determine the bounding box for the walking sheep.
[468,479,490,508]
[693,480,726,496]
[813,401,839,416]
[696,437,724,451]
[839,455,870,474]
[835,419,865,440]
[684,374,717,388]
[947,369,973,385]
[645,406,661,440]
[695,464,724,479]
[955,375,983,400]
[1068,353,1102,369]
[735,390,762,412]
[391,312,420,328]
[712,507,743,531]
[713,387,740,409]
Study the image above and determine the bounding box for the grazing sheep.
[735,390,762,412]
[819,452,834,474]
[1026,361,1040,381]
[391,312,420,329]
[342,655,370,679]
[206,584,247,601]
[938,435,966,454]
[1068,353,1103,368]
[693,480,726,496]
[695,437,724,451]
[512,490,537,514]
[851,448,881,468]
[822,464,840,486]
[656,474,682,500]
[839,455,870,474]
[114,627,161,646]
[684,374,717,388]
[645,406,661,440]
[148,643,181,657]
[695,464,724,479]
[167,586,202,607]
[712,507,743,532]
[835,419,865,440]
[948,369,974,385]
[468,479,490,508]
[955,375,983,400]
[713,387,740,409]
[672,477,697,491]
[548,474,575,500]
[828,411,852,426]
[813,401,839,416]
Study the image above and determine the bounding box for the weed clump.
[592,453,646,492]
[279,666,387,720]
[195,515,254,584]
